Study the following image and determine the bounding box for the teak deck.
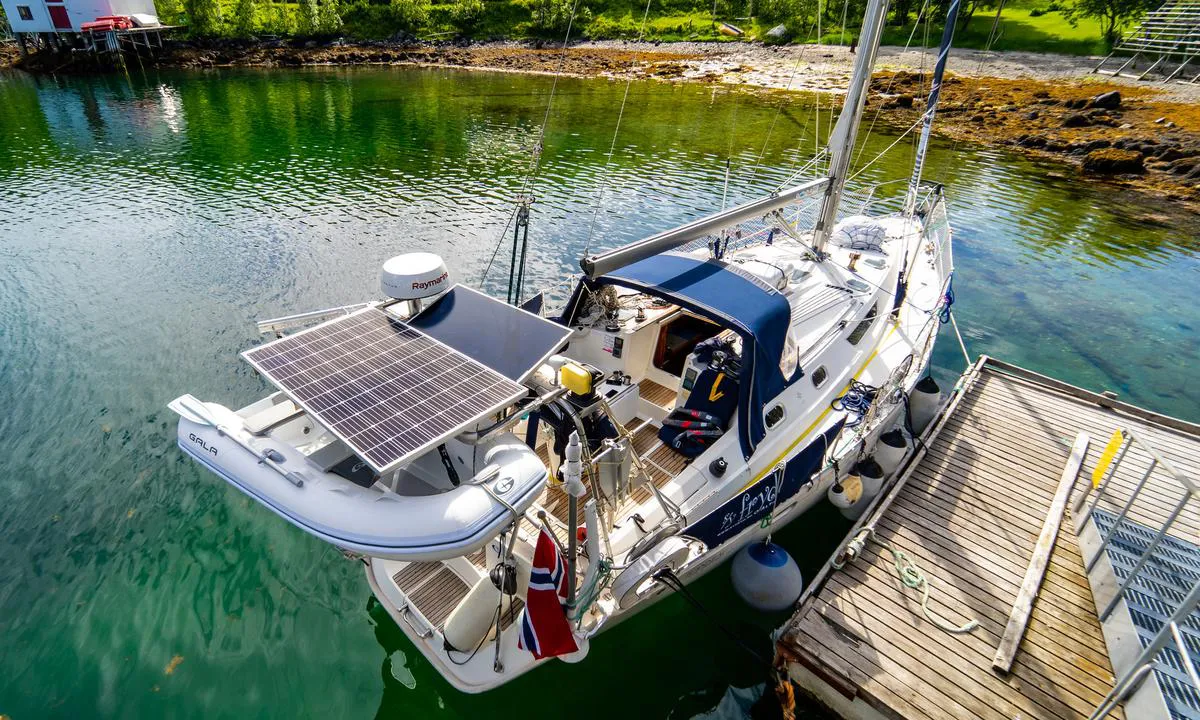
[778,357,1200,720]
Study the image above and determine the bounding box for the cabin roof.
[592,252,793,457]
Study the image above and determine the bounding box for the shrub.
[449,0,485,29]
[299,0,321,33]
[232,0,257,34]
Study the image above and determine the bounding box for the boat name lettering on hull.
[717,472,780,536]
[188,433,219,456]
[684,420,845,547]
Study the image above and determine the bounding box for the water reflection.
[0,64,1196,720]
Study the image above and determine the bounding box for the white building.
[1,0,156,35]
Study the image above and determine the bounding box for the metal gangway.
[1074,428,1200,719]
[1094,0,1200,83]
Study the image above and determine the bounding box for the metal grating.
[1094,508,1200,720]
[243,307,526,473]
[1096,0,1200,83]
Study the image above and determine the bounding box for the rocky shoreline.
[6,39,1198,208]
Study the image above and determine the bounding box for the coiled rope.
[569,557,612,623]
[938,274,955,324]
[831,380,879,427]
[836,528,978,635]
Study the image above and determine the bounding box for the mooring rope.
[836,527,979,634]
[652,568,775,668]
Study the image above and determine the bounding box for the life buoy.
[610,536,692,609]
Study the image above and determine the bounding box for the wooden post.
[992,432,1090,673]
[17,33,29,57]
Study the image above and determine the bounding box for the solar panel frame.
[242,307,528,474]
[408,285,573,382]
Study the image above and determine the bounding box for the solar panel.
[409,285,572,382]
[243,307,527,474]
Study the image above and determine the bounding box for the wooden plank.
[638,378,676,409]
[993,433,1090,673]
[981,359,1200,436]
[828,549,1116,711]
[870,516,1107,640]
[885,494,1098,602]
[828,563,1117,704]
[812,598,1013,720]
[816,583,1093,720]
[775,361,1192,720]
[797,611,967,720]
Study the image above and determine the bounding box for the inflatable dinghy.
[171,394,547,561]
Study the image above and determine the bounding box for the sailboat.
[169,0,957,694]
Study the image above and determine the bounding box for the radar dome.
[381,253,450,301]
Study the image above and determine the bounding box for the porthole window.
[812,366,828,388]
[848,304,879,346]
[765,405,786,429]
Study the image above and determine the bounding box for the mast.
[904,0,963,213]
[812,0,892,252]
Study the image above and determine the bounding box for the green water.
[0,66,1196,720]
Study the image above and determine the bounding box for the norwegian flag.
[517,526,579,660]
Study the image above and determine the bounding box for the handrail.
[1075,428,1200,719]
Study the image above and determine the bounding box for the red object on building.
[48,5,72,29]
[96,15,133,28]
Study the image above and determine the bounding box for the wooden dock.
[776,356,1200,720]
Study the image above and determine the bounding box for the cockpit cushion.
[658,367,740,457]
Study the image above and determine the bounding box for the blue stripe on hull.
[683,420,844,548]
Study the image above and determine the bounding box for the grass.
[878,6,1112,55]
[189,0,1120,56]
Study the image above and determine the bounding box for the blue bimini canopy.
[569,252,794,459]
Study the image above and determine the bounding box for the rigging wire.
[846,115,924,183]
[935,3,1006,186]
[850,0,933,170]
[747,17,820,185]
[477,0,586,289]
[581,0,656,258]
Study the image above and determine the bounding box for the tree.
[156,0,184,25]
[299,0,320,33]
[183,0,223,35]
[232,0,257,36]
[449,0,484,30]
[390,0,430,29]
[1065,0,1156,43]
[263,0,293,34]
[320,0,343,33]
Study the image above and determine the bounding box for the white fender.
[557,634,590,664]
[909,376,942,434]
[874,429,909,476]
[611,536,691,609]
[828,473,867,520]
